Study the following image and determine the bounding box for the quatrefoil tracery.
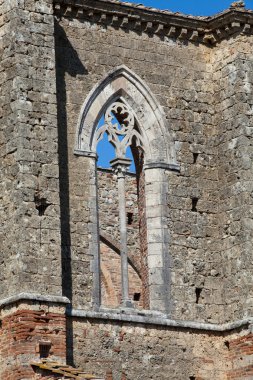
[95,101,144,159]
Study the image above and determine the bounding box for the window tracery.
[94,101,144,159]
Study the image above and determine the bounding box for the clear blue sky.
[122,0,253,16]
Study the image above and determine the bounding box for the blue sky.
[122,0,253,16]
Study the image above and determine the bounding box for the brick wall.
[135,152,149,309]
[227,333,253,379]
[0,304,66,379]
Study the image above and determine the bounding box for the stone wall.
[212,34,253,322]
[0,0,62,299]
[54,5,219,319]
[165,54,220,322]
[2,0,253,379]
[52,4,253,376]
[55,3,251,323]
[0,0,18,298]
[71,318,229,380]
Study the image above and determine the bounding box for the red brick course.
[134,149,150,309]
[226,333,253,379]
[0,309,66,380]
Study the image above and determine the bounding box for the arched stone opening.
[75,65,179,314]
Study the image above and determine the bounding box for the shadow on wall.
[54,19,88,365]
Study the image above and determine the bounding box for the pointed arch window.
[75,66,179,314]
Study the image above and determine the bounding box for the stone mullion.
[90,158,101,309]
[118,171,129,304]
[111,158,133,308]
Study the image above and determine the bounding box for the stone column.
[144,167,171,314]
[110,158,133,308]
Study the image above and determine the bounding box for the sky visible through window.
[97,116,136,172]
[97,0,253,172]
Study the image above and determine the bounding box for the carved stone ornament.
[94,101,144,160]
[110,157,132,178]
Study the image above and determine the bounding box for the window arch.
[75,65,179,314]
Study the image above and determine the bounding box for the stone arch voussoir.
[75,65,179,170]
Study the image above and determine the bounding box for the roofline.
[53,0,253,45]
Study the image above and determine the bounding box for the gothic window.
[75,65,179,314]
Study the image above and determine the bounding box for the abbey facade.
[1,0,253,379]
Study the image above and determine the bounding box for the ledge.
[74,149,97,159]
[144,162,180,172]
[97,167,136,177]
[53,0,253,45]
[67,307,253,332]
[0,293,70,309]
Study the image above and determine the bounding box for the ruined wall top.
[54,0,253,45]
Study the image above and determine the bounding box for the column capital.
[110,157,132,178]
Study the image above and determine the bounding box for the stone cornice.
[68,307,253,333]
[0,293,70,309]
[53,0,253,45]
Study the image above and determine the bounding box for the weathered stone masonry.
[0,0,62,299]
[2,0,253,378]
